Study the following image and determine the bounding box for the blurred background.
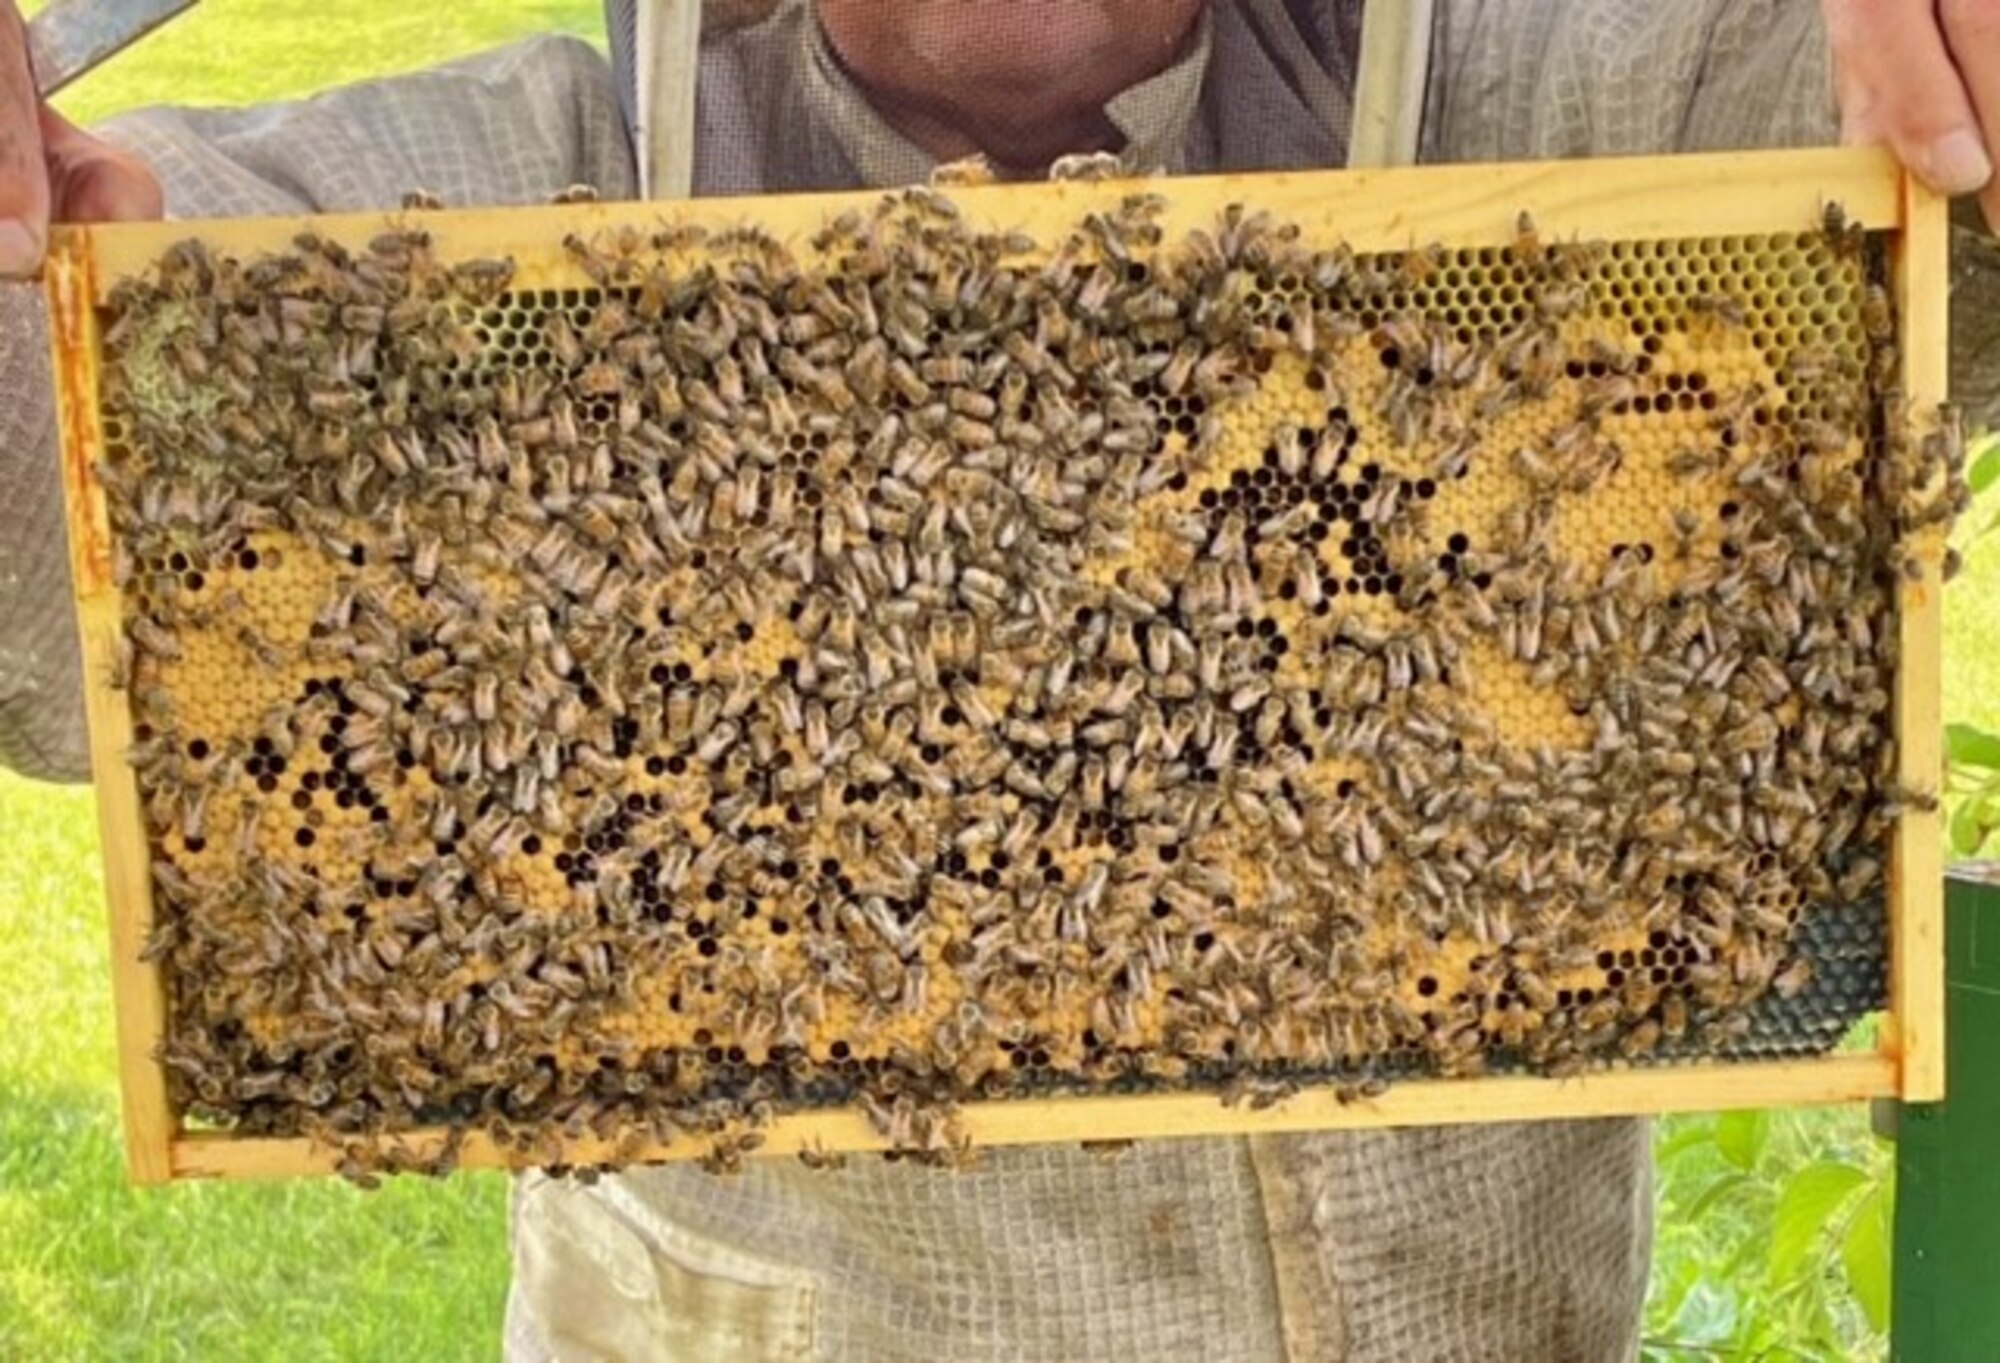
[7,2,1997,1358]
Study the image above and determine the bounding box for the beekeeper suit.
[0,2,1978,1359]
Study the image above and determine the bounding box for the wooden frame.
[1886,171,1951,1102]
[44,147,1946,1182]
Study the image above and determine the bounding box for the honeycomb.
[80,186,1960,1175]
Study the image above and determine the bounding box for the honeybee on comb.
[88,175,1948,1180]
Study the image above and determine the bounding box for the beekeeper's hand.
[1,1,163,278]
[1825,0,2000,224]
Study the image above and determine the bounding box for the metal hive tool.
[43,148,1955,1182]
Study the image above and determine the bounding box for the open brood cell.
[57,153,1958,1178]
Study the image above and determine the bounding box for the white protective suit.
[0,2,1925,1359]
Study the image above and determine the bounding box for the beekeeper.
[0,2,1991,1359]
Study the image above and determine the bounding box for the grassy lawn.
[27,0,606,129]
[4,2,1993,1359]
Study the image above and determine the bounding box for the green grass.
[8,3,1999,1358]
[29,0,606,129]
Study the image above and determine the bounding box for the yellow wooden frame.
[43,147,1946,1183]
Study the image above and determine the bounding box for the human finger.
[0,2,52,275]
[40,102,164,224]
[1823,0,1994,196]
[1939,0,2000,224]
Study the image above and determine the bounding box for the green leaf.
[1717,1109,1769,1171]
[1842,1185,1892,1333]
[1720,1231,1772,1291]
[1682,1171,1752,1224]
[1968,437,2000,491]
[1947,723,2000,770]
[1653,1120,1717,1162]
[1767,1159,1869,1284]
[1951,798,1988,858]
[1652,1256,1697,1320]
[1968,439,2000,495]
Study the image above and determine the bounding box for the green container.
[1892,869,2000,1361]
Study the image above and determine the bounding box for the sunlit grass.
[27,0,606,129]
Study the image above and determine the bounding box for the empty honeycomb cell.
[77,191,1942,1175]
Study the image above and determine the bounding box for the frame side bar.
[1888,171,1951,1102]
[44,233,177,1185]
